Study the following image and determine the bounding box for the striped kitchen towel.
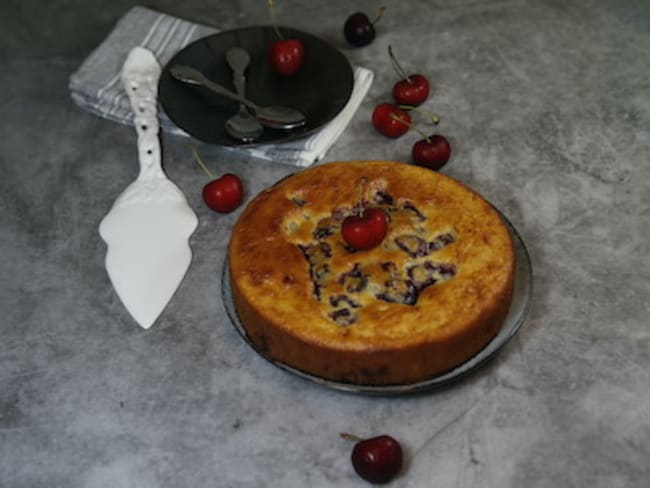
[69,6,373,167]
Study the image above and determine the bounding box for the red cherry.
[393,74,430,106]
[268,38,304,75]
[341,207,388,251]
[202,174,243,213]
[371,103,411,138]
[388,45,430,106]
[412,134,451,170]
[343,434,404,484]
[266,0,304,75]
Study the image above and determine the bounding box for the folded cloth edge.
[242,67,373,165]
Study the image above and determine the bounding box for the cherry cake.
[228,161,515,385]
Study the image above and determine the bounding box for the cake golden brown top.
[228,161,515,353]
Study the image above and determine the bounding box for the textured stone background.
[1,1,649,486]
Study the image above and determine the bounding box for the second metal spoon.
[170,64,306,130]
[224,47,263,142]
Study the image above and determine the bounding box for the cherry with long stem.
[389,45,431,106]
[191,145,244,213]
[266,0,304,75]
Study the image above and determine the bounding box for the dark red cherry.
[344,13,375,46]
[342,433,404,484]
[344,7,385,47]
[412,134,451,170]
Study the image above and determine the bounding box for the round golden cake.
[228,161,515,385]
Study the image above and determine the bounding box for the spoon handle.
[122,48,164,181]
[171,64,258,110]
[226,48,249,100]
[205,79,257,110]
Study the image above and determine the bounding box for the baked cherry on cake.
[228,161,516,385]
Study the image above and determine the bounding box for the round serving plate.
[159,26,354,146]
[221,209,532,395]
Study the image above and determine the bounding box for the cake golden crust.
[228,161,515,385]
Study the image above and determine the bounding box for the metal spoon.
[224,47,263,142]
[169,64,306,130]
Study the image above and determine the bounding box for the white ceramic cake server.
[99,47,198,329]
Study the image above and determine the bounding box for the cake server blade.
[99,47,198,329]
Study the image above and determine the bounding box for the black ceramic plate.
[221,210,533,396]
[159,26,354,146]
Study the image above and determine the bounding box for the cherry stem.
[414,126,432,142]
[399,104,440,124]
[388,45,411,84]
[372,6,386,25]
[340,432,364,442]
[267,0,284,40]
[356,177,368,217]
[190,145,215,180]
[389,112,411,127]
[389,114,430,141]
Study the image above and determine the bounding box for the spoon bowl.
[225,108,263,142]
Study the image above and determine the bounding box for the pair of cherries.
[372,47,451,171]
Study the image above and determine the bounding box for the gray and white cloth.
[69,6,373,167]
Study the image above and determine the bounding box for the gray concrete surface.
[1,1,649,486]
